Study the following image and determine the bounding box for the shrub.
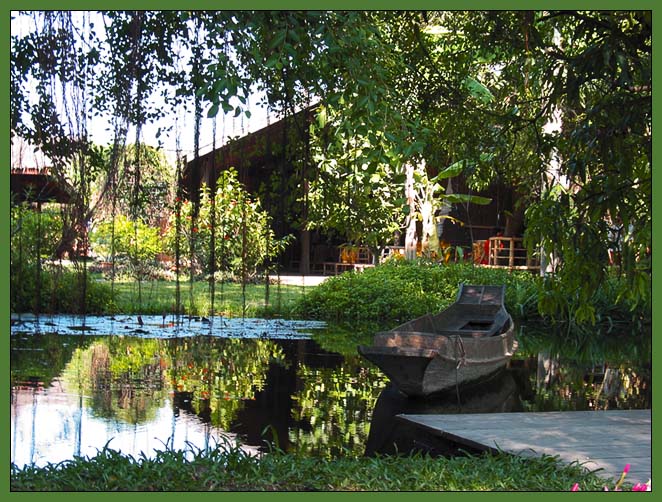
[294,260,649,329]
[293,261,538,326]
[10,202,115,314]
[10,203,63,263]
[165,169,291,281]
[90,214,163,281]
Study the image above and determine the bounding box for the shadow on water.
[364,369,522,457]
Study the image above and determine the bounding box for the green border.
[4,2,657,500]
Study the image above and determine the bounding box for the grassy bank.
[13,262,648,328]
[10,443,616,491]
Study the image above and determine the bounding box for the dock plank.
[397,410,651,483]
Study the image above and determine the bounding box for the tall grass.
[10,442,615,491]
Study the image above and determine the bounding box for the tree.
[95,143,174,228]
[166,169,291,280]
[11,10,651,322]
[90,214,162,280]
[435,11,652,322]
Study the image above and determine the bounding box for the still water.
[10,315,651,468]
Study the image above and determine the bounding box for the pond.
[10,315,651,468]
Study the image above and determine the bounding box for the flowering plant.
[572,464,651,491]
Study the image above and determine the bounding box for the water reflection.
[10,324,650,468]
[365,369,522,456]
[11,333,385,467]
[11,379,250,468]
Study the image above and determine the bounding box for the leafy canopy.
[11,10,651,322]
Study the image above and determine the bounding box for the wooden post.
[509,238,515,268]
[299,229,310,275]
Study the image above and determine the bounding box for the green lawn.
[107,276,312,317]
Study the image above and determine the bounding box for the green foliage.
[525,185,651,325]
[166,168,291,280]
[308,109,405,249]
[11,10,651,322]
[10,203,63,263]
[11,266,115,314]
[96,143,174,227]
[445,11,651,322]
[294,262,647,329]
[10,203,115,314]
[90,214,163,281]
[294,261,538,327]
[10,444,615,491]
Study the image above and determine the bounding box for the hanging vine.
[189,17,203,316]
[208,116,218,320]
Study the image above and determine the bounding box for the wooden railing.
[323,245,375,275]
[483,236,540,271]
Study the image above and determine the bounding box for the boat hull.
[358,284,517,397]
[359,324,516,397]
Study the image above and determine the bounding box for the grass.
[10,441,619,491]
[105,275,311,317]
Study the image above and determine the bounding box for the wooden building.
[10,167,72,206]
[181,109,532,273]
[180,107,319,272]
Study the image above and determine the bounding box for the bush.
[90,214,163,281]
[165,169,291,281]
[11,203,63,263]
[293,261,538,327]
[10,202,116,314]
[293,260,649,329]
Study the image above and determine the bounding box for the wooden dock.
[397,410,651,484]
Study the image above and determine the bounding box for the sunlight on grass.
[109,278,312,317]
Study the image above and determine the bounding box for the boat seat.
[437,329,494,338]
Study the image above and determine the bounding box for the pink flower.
[572,464,651,492]
[632,480,652,492]
[613,464,633,491]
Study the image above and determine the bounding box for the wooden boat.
[358,284,517,397]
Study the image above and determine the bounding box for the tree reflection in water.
[290,365,388,458]
[10,324,651,467]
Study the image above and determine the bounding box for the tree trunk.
[420,197,440,257]
[503,203,525,237]
[299,229,310,274]
[404,163,417,260]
